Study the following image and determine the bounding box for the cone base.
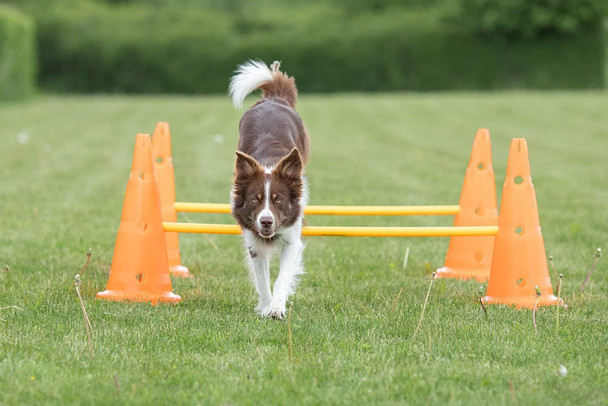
[435,266,489,282]
[482,294,561,309]
[170,264,191,278]
[97,289,181,305]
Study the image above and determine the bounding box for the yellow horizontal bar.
[175,202,232,214]
[174,202,460,216]
[163,222,498,237]
[164,222,241,235]
[305,205,460,216]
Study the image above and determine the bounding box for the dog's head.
[231,148,304,239]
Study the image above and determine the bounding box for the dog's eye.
[275,197,283,204]
[251,197,259,204]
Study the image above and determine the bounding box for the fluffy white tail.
[229,60,298,109]
[229,60,274,109]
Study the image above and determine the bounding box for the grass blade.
[412,272,436,341]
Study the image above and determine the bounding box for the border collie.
[228,60,310,319]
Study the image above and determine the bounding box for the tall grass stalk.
[412,272,436,341]
[556,274,563,333]
[580,248,601,293]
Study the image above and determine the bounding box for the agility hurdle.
[163,222,498,237]
[98,123,561,309]
[168,202,488,236]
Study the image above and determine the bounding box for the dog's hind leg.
[244,230,273,315]
[267,224,305,319]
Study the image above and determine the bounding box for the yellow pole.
[175,202,232,214]
[174,202,460,216]
[163,222,498,237]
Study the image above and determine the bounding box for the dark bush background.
[5,0,608,94]
[0,6,36,100]
[458,0,607,38]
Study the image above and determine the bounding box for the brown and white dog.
[229,60,310,319]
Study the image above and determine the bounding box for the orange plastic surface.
[152,122,191,277]
[483,138,559,309]
[436,129,498,282]
[97,133,181,304]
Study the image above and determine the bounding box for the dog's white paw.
[267,307,286,320]
[260,304,286,320]
[256,302,270,316]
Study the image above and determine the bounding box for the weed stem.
[533,286,541,336]
[73,249,95,356]
[390,287,403,316]
[556,274,563,333]
[287,301,293,363]
[403,246,410,270]
[548,256,560,296]
[479,297,488,318]
[580,248,601,294]
[79,249,92,278]
[412,272,436,340]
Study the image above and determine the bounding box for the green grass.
[0,92,607,405]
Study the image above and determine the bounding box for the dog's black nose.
[260,216,273,229]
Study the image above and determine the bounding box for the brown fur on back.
[260,70,298,108]
[237,97,310,168]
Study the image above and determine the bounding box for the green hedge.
[456,0,607,38]
[0,6,36,100]
[10,2,608,93]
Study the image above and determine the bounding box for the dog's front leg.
[244,231,272,315]
[268,226,305,319]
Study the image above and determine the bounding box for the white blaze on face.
[256,179,274,229]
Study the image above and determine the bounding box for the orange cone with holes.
[97,133,181,304]
[483,138,559,308]
[436,129,498,282]
[152,122,191,277]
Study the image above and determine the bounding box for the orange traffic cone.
[97,133,181,304]
[483,138,559,308]
[152,122,191,278]
[436,129,498,282]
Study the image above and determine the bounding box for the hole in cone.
[516,278,526,288]
[515,226,524,236]
[475,207,484,216]
[156,156,164,164]
[477,162,485,170]
[136,273,144,283]
[138,172,145,180]
[514,176,524,185]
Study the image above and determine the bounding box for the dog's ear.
[235,151,263,179]
[275,148,302,179]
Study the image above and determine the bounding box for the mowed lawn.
[0,92,606,405]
